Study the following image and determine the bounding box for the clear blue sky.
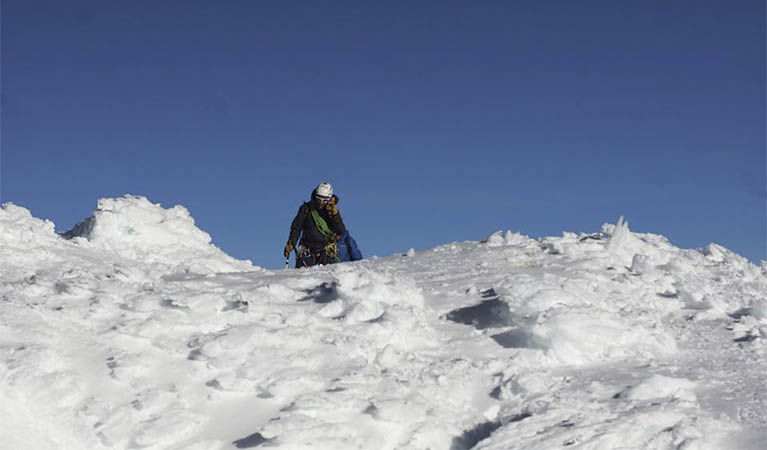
[2,0,765,268]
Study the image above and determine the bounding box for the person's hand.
[284,241,294,258]
[326,201,338,216]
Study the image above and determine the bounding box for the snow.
[62,195,256,274]
[622,374,698,403]
[1,196,765,450]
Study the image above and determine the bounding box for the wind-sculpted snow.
[62,195,256,274]
[1,200,765,449]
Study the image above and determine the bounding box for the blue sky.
[2,0,765,268]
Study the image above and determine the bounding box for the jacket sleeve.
[329,211,346,237]
[288,204,307,246]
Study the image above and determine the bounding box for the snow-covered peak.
[62,195,256,274]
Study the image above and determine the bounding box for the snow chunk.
[606,216,638,251]
[321,266,426,326]
[63,195,255,274]
[629,253,650,274]
[703,243,728,262]
[0,203,68,279]
[0,203,60,248]
[532,308,678,365]
[482,230,535,247]
[624,375,698,404]
[702,243,754,270]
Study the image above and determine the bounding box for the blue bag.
[336,230,363,262]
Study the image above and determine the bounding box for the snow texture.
[60,195,256,274]
[1,197,765,450]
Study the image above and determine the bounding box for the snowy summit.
[1,195,765,449]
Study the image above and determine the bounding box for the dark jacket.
[288,198,346,250]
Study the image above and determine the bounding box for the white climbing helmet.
[315,182,333,201]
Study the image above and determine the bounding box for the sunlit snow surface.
[1,196,765,450]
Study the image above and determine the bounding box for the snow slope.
[1,197,765,450]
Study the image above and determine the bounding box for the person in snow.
[284,182,346,268]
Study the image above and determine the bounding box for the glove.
[284,241,294,258]
[326,202,339,216]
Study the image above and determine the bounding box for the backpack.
[337,230,363,262]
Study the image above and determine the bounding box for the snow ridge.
[1,198,765,450]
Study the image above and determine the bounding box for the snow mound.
[1,203,73,281]
[470,217,767,367]
[623,374,698,403]
[482,230,538,248]
[63,195,255,274]
[0,202,61,249]
[320,265,426,324]
[533,308,678,365]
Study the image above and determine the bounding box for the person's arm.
[288,204,308,247]
[327,206,346,237]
